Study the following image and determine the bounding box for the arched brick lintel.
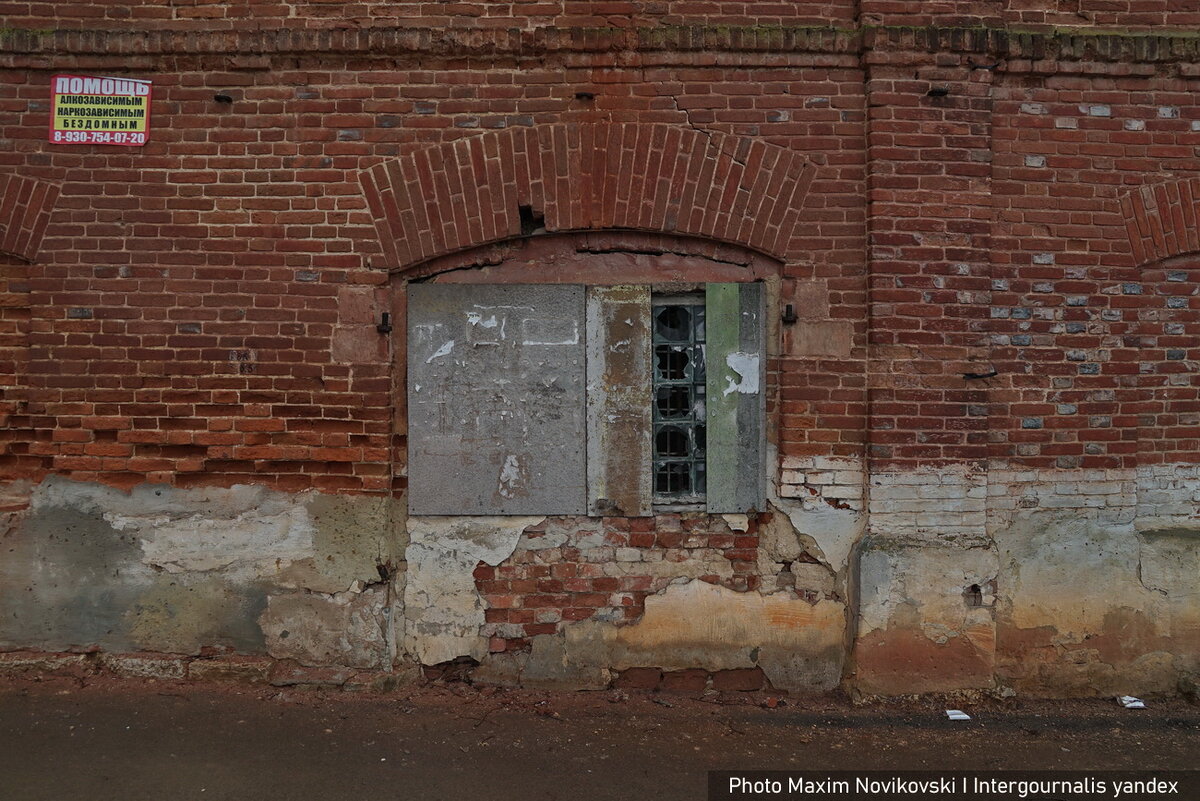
[0,174,60,263]
[1121,177,1200,267]
[359,123,815,272]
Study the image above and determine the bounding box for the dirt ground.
[0,674,1196,801]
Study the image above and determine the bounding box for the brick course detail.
[0,175,60,263]
[361,123,816,270]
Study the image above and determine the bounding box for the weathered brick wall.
[0,256,33,481]
[9,0,1199,30]
[987,66,1200,471]
[477,513,764,652]
[1,37,871,493]
[0,8,1198,696]
[0,1,859,30]
[862,0,1200,27]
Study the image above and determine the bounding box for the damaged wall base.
[0,469,1196,698]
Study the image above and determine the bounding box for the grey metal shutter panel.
[586,285,653,517]
[705,282,766,514]
[407,284,588,515]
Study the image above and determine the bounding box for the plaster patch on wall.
[404,515,544,665]
[721,514,749,532]
[117,505,314,579]
[548,580,846,691]
[854,539,998,695]
[1138,528,1200,598]
[278,493,404,595]
[991,505,1189,695]
[770,502,863,577]
[260,586,390,669]
[125,576,268,655]
[35,481,321,582]
[2,477,400,662]
[770,453,866,575]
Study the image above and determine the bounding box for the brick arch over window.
[1134,253,1200,466]
[0,174,60,263]
[1120,177,1200,267]
[359,123,815,271]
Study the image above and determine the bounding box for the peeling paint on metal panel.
[722,351,760,396]
[425,339,455,363]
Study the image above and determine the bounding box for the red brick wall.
[1137,254,1200,465]
[865,51,995,469]
[0,256,36,481]
[10,1,1199,30]
[0,38,874,492]
[985,65,1200,470]
[0,19,1198,491]
[0,2,857,30]
[477,513,769,653]
[861,0,1199,28]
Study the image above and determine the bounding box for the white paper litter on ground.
[945,710,971,720]
[1118,696,1146,709]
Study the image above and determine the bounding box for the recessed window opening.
[407,279,764,516]
[652,294,706,504]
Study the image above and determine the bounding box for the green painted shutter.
[705,282,766,514]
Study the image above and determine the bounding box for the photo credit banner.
[50,74,152,147]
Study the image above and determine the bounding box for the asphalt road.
[0,675,1196,801]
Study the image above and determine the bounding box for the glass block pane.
[656,425,689,457]
[655,306,691,342]
[651,296,706,503]
[656,385,691,419]
[655,462,691,495]
[655,345,689,381]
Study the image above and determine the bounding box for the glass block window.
[652,295,706,502]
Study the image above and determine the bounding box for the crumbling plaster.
[0,477,404,668]
[0,466,1195,698]
[558,579,845,691]
[403,515,544,665]
[853,464,1200,697]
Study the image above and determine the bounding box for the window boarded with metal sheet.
[407,284,588,515]
[407,281,764,516]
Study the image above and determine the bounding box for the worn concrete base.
[0,471,1195,697]
[853,466,1200,698]
[404,515,544,665]
[0,477,404,670]
[853,538,998,695]
[995,514,1198,697]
